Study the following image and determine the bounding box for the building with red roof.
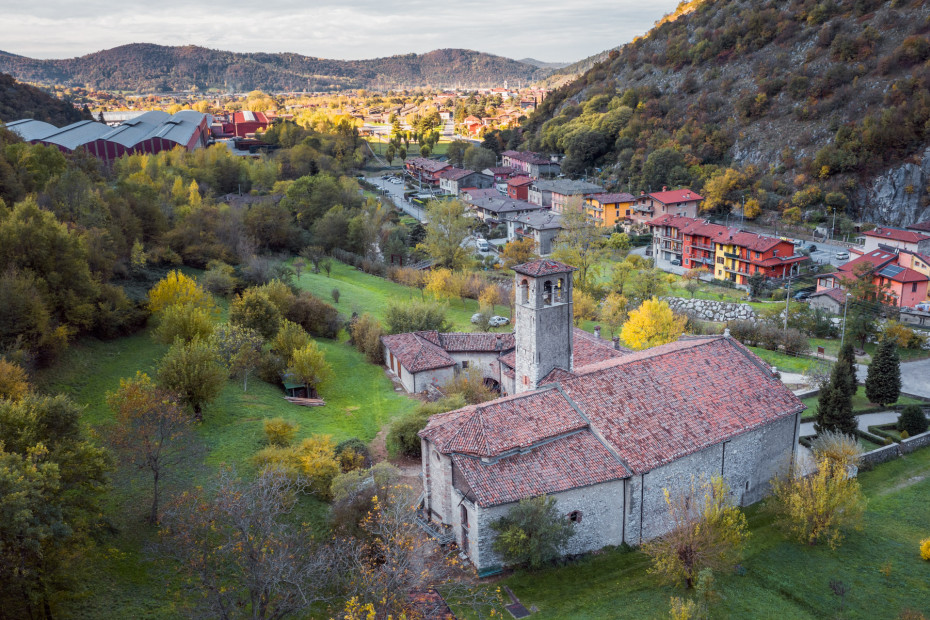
[437,168,493,196]
[222,111,270,138]
[862,226,930,254]
[500,150,561,178]
[405,157,452,186]
[584,192,637,227]
[630,187,703,226]
[815,248,929,308]
[505,175,533,200]
[416,259,803,573]
[648,215,806,286]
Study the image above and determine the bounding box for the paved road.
[853,358,930,399]
[799,410,902,438]
[371,175,426,221]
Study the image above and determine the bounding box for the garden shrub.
[489,495,576,569]
[263,417,298,447]
[387,395,466,458]
[782,328,810,356]
[230,288,282,339]
[286,292,341,339]
[272,319,311,364]
[349,313,385,364]
[898,405,928,436]
[921,538,930,561]
[252,434,338,499]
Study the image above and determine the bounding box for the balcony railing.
[690,242,714,252]
[723,265,749,275]
[724,251,741,260]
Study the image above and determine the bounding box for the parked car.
[476,239,490,252]
[793,290,812,301]
[670,258,682,266]
[470,313,484,324]
[835,251,849,260]
[489,315,510,327]
[915,302,930,312]
[793,239,804,246]
[805,244,818,253]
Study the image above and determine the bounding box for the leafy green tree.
[463,145,497,171]
[490,495,576,570]
[154,303,215,345]
[384,299,452,334]
[865,338,901,407]
[417,199,473,270]
[0,394,110,617]
[898,405,928,436]
[211,324,265,392]
[157,339,226,420]
[551,201,607,292]
[230,289,282,340]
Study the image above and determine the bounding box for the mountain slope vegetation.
[0,72,88,124]
[520,0,930,227]
[0,44,551,93]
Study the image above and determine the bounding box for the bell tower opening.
[512,259,577,393]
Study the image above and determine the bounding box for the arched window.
[461,504,469,527]
[542,280,553,305]
[568,510,582,523]
[555,277,565,303]
[520,279,529,304]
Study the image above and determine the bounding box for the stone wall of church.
[623,412,799,545]
[469,479,626,573]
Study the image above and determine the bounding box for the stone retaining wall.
[859,443,902,467]
[900,429,930,454]
[663,297,756,323]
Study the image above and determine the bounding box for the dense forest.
[0,44,550,92]
[518,0,930,228]
[0,72,90,124]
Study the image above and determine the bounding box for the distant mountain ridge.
[0,44,554,92]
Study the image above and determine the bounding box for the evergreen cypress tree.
[815,382,857,436]
[834,342,858,400]
[865,338,901,407]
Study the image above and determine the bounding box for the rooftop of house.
[438,168,477,181]
[512,258,578,277]
[501,150,555,166]
[510,209,564,230]
[406,157,451,173]
[644,188,704,204]
[467,195,542,215]
[422,336,803,507]
[648,215,798,254]
[809,287,848,305]
[437,332,515,353]
[837,248,898,274]
[863,227,930,244]
[586,192,636,205]
[531,179,604,195]
[507,176,534,187]
[907,220,930,233]
[232,110,269,124]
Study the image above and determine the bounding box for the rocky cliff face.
[859,148,930,228]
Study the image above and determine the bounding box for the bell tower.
[512,259,576,393]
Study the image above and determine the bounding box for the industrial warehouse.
[5,110,212,162]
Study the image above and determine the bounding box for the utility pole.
[839,292,851,350]
[783,272,792,338]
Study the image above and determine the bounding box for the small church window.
[520,279,529,304]
[461,361,469,369]
[542,280,553,305]
[461,505,469,527]
[555,278,565,303]
[568,511,582,523]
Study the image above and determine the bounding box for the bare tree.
[108,372,201,523]
[158,467,336,619]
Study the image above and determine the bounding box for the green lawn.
[800,385,927,416]
[494,448,930,619]
[292,259,512,332]
[35,316,419,617]
[747,346,820,374]
[809,337,930,363]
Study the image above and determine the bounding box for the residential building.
[584,192,636,228]
[224,111,270,137]
[807,288,847,314]
[437,169,493,196]
[815,248,930,308]
[417,259,803,574]
[861,227,930,254]
[405,157,452,186]
[500,150,561,178]
[528,179,604,212]
[462,191,543,223]
[506,210,563,255]
[630,188,703,226]
[506,176,533,201]
[648,215,807,286]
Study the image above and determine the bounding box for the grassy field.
[810,337,930,362]
[800,385,927,416]
[747,346,821,374]
[496,447,930,620]
[35,310,419,617]
[292,259,512,332]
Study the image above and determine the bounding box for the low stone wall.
[900,429,930,454]
[663,297,756,323]
[859,443,902,467]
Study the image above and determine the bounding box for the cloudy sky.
[3,0,681,62]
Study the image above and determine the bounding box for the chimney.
[612,336,620,350]
[594,326,601,340]
[723,327,731,338]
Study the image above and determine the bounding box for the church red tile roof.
[438,332,515,352]
[498,327,625,370]
[380,331,455,372]
[512,259,578,277]
[423,336,803,506]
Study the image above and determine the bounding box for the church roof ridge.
[512,259,578,277]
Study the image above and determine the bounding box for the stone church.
[417,259,804,574]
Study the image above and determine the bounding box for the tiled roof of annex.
[438,332,515,353]
[498,327,624,372]
[380,331,455,373]
[422,336,803,506]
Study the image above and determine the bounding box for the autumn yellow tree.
[188,179,202,209]
[425,267,455,302]
[288,342,332,397]
[599,292,628,337]
[771,457,866,549]
[479,285,504,312]
[148,270,215,314]
[500,237,537,268]
[0,358,29,401]
[620,298,686,350]
[573,290,598,325]
[644,477,749,589]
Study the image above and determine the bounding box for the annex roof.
[863,227,930,244]
[380,331,455,373]
[423,336,803,506]
[512,259,578,277]
[498,327,623,371]
[809,288,847,306]
[907,220,930,233]
[438,168,477,181]
[437,332,515,353]
[467,194,541,216]
[506,175,533,187]
[509,209,563,230]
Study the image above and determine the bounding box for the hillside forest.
[515,0,930,228]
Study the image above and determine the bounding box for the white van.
[476,239,490,252]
